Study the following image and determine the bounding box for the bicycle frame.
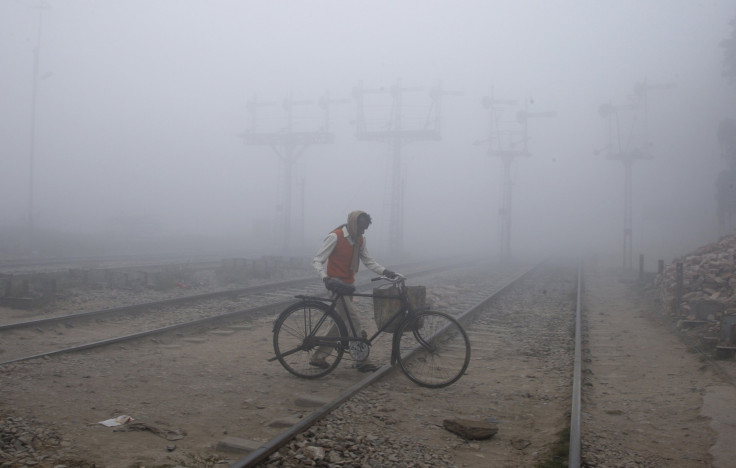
[294,279,415,348]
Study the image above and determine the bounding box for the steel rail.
[569,261,583,467]
[0,275,316,331]
[230,362,392,468]
[0,299,290,366]
[232,262,540,467]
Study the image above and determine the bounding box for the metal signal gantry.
[241,92,346,254]
[353,81,459,257]
[478,94,554,260]
[598,80,672,269]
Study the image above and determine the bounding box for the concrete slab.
[267,416,301,428]
[217,436,261,454]
[294,395,329,408]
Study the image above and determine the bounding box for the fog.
[1,0,734,267]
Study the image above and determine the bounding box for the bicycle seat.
[325,278,356,295]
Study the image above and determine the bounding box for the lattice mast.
[353,81,458,257]
[241,92,344,254]
[598,81,671,269]
[480,95,554,260]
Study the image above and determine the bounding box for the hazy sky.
[1,0,734,264]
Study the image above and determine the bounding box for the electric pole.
[353,81,458,257]
[598,80,672,269]
[241,92,344,254]
[479,94,554,260]
[27,1,49,254]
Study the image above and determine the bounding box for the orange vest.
[326,228,363,284]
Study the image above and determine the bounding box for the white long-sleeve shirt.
[312,226,386,280]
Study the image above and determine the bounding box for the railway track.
[0,259,586,467]
[0,261,544,466]
[0,253,226,274]
[0,262,461,365]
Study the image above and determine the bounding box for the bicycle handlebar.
[371,273,406,283]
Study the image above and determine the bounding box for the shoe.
[309,360,330,369]
[356,363,380,373]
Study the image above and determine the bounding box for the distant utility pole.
[241,92,345,254]
[353,81,458,257]
[717,118,736,235]
[479,94,554,260]
[27,1,49,253]
[598,80,672,269]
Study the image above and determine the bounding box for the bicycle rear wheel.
[394,311,471,388]
[273,300,346,379]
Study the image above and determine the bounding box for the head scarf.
[337,210,367,273]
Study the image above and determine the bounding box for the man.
[311,210,396,372]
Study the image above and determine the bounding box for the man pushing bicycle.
[311,210,398,372]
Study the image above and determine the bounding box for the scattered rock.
[511,438,531,450]
[304,445,324,459]
[294,395,329,408]
[442,418,499,440]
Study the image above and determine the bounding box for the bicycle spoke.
[396,311,471,388]
[273,301,345,379]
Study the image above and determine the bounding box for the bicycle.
[269,274,471,388]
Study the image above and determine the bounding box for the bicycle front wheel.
[394,311,471,388]
[273,300,346,379]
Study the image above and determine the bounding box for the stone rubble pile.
[655,234,736,343]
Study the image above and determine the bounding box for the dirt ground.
[582,268,736,467]
[1,265,736,467]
